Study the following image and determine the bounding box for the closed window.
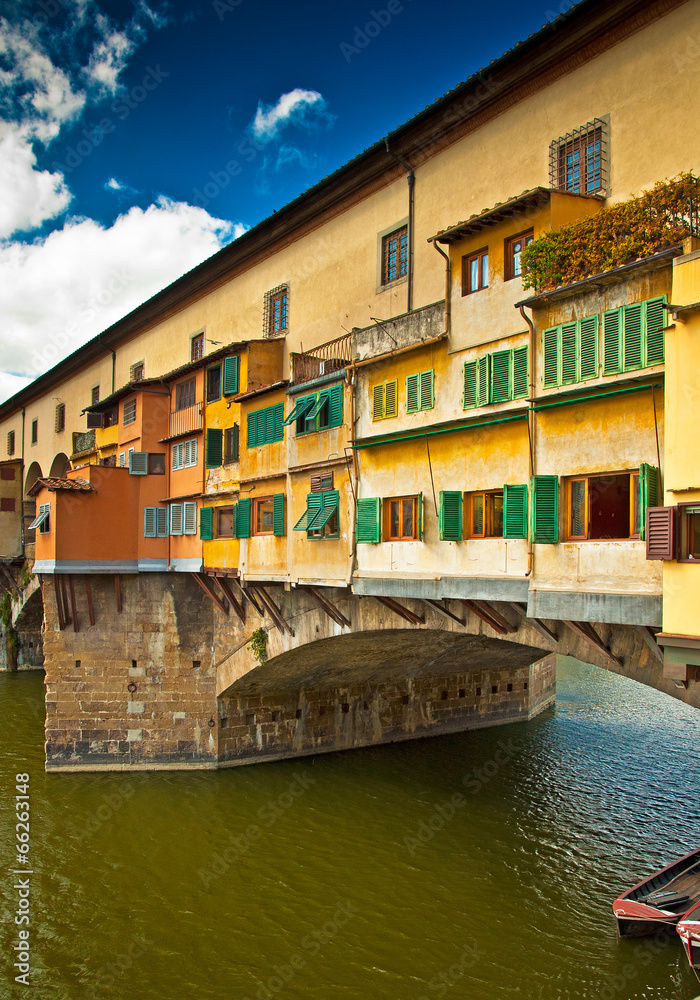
[254,497,275,535]
[224,425,239,464]
[191,333,204,361]
[206,365,221,403]
[372,380,398,421]
[247,403,284,447]
[216,506,235,538]
[55,403,65,433]
[381,226,408,285]
[384,496,420,541]
[91,385,100,405]
[123,398,136,425]
[679,505,700,562]
[264,285,289,337]
[7,431,15,456]
[405,370,434,413]
[505,230,534,280]
[176,378,196,411]
[462,249,488,294]
[130,361,145,382]
[31,420,38,445]
[467,490,503,538]
[550,119,606,195]
[172,439,198,470]
[1,497,16,512]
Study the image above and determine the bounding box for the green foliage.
[521,173,700,292]
[20,564,34,589]
[250,627,268,665]
[1,590,13,628]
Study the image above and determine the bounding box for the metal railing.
[169,402,203,437]
[291,333,353,384]
[71,430,96,456]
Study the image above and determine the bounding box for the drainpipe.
[430,240,451,336]
[20,407,26,554]
[519,304,536,578]
[346,367,359,586]
[384,139,414,313]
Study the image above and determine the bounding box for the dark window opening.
[476,687,482,696]
[441,690,448,700]
[342,703,350,713]
[216,506,235,538]
[491,685,498,694]
[191,333,204,361]
[91,386,100,405]
[507,683,513,692]
[459,688,466,699]
[567,473,634,540]
[148,453,165,475]
[206,366,221,403]
[31,419,38,445]
[679,505,700,562]
[176,378,196,411]
[224,425,239,464]
[272,710,281,722]
[296,708,303,719]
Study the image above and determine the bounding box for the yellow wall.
[0,461,23,558]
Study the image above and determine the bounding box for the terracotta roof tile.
[28,477,94,497]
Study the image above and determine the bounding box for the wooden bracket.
[0,564,20,597]
[375,595,425,625]
[635,624,664,664]
[192,573,229,616]
[506,602,559,643]
[54,577,67,630]
[67,574,79,633]
[425,599,466,627]
[239,582,265,617]
[215,576,246,624]
[114,575,122,614]
[460,599,508,635]
[250,584,294,636]
[61,577,72,626]
[84,576,95,626]
[472,600,518,634]
[304,586,351,628]
[564,620,623,667]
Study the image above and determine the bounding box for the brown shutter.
[646,506,675,560]
[310,472,334,493]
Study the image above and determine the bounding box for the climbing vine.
[250,627,268,665]
[1,590,20,654]
[521,173,700,292]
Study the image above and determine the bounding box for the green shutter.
[273,493,285,536]
[419,370,434,410]
[623,303,643,370]
[513,346,529,399]
[237,497,251,538]
[307,490,339,532]
[490,350,511,403]
[294,493,322,530]
[247,411,258,448]
[206,428,223,468]
[200,506,214,540]
[306,392,325,420]
[463,360,478,409]
[531,475,559,544]
[328,384,343,426]
[503,484,528,539]
[406,374,419,413]
[439,490,463,541]
[542,327,560,388]
[223,356,240,395]
[284,395,314,426]
[272,403,284,441]
[356,497,381,542]
[578,316,599,381]
[645,297,665,366]
[231,503,238,538]
[603,308,622,375]
[477,355,489,407]
[639,464,660,541]
[561,323,577,384]
[416,492,423,540]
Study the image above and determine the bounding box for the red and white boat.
[677,903,700,967]
[612,847,700,938]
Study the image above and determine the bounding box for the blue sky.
[0,0,570,402]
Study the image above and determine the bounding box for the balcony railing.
[169,402,203,438]
[291,333,353,384]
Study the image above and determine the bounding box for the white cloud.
[87,14,136,94]
[0,198,246,398]
[251,88,327,143]
[0,122,72,237]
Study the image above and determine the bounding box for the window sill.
[377,275,407,295]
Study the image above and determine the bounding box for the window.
[28,503,50,533]
[176,378,196,411]
[54,403,65,433]
[288,384,343,435]
[129,451,148,475]
[372,380,398,421]
[143,507,168,537]
[91,386,100,405]
[294,490,339,539]
[191,333,204,361]
[172,439,198,470]
[224,425,239,464]
[223,355,240,396]
[1,467,15,480]
[310,471,333,493]
[679,505,700,562]
[603,298,665,375]
[405,371,434,413]
[104,407,118,427]
[467,491,504,538]
[7,431,14,456]
[31,419,38,445]
[1,498,16,512]
[463,347,528,408]
[381,226,408,285]
[384,495,421,541]
[462,249,489,294]
[565,468,658,540]
[148,453,166,475]
[550,119,606,195]
[264,285,289,337]
[253,494,285,536]
[169,502,197,535]
[356,497,381,543]
[206,365,221,403]
[123,398,136,425]
[216,505,235,538]
[506,230,534,280]
[542,317,598,388]
[118,452,126,467]
[130,361,145,382]
[247,403,284,447]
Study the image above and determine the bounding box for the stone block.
[127,701,145,715]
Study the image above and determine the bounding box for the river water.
[1,658,700,1000]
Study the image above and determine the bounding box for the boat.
[677,903,700,967]
[612,847,700,938]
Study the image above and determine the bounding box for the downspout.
[346,366,359,586]
[519,304,536,577]
[430,239,451,336]
[20,407,25,554]
[384,139,414,313]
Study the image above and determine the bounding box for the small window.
[381,226,408,285]
[550,119,606,195]
[264,285,289,337]
[31,419,38,445]
[206,365,221,403]
[7,430,15,456]
[679,505,700,562]
[191,333,204,361]
[28,503,50,533]
[224,425,239,464]
[148,453,165,475]
[1,467,15,481]
[55,403,66,433]
[176,378,196,411]
[123,398,136,425]
[565,473,636,540]
[467,490,503,539]
[216,505,235,538]
[254,497,275,535]
[462,249,489,294]
[310,472,333,493]
[505,230,534,280]
[172,439,198,470]
[372,380,398,421]
[1,497,16,512]
[384,496,420,541]
[91,386,100,405]
[130,361,145,382]
[118,452,126,467]
[104,407,118,427]
[405,370,434,413]
[308,493,339,539]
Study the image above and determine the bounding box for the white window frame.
[29,503,50,533]
[172,438,198,471]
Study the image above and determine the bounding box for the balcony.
[71,429,96,457]
[291,333,352,384]
[168,402,203,439]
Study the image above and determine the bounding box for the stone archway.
[49,453,70,479]
[24,462,43,497]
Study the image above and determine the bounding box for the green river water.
[1,658,700,1000]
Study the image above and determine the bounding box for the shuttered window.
[603,297,666,375]
[503,484,528,539]
[294,493,323,531]
[307,491,339,538]
[144,507,168,537]
[439,490,463,541]
[290,385,343,433]
[531,475,559,543]
[123,398,136,425]
[206,428,223,468]
[646,507,675,560]
[284,394,315,428]
[247,403,284,446]
[356,497,381,543]
[565,469,658,540]
[223,355,240,396]
[464,348,528,408]
[237,497,251,537]
[638,464,659,540]
[406,370,434,413]
[169,504,183,536]
[224,424,239,464]
[28,503,50,533]
[542,317,599,388]
[273,493,285,536]
[310,472,334,493]
[183,502,197,535]
[172,439,198,470]
[200,506,214,540]
[129,451,148,475]
[372,380,398,420]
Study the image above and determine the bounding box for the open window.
[383,495,422,541]
[467,490,503,538]
[566,467,658,540]
[28,503,50,534]
[678,504,700,562]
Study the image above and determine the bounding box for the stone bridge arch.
[49,453,70,479]
[24,462,42,497]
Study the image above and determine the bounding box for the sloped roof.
[28,477,93,497]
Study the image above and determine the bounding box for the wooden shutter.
[513,346,529,399]
[247,411,258,448]
[578,316,598,381]
[439,490,463,541]
[372,384,385,420]
[503,484,528,539]
[623,303,643,370]
[200,506,214,540]
[416,492,423,540]
[327,384,343,426]
[237,497,251,537]
[273,493,285,536]
[531,475,559,543]
[293,493,322,530]
[264,406,277,444]
[490,350,511,403]
[477,355,489,407]
[463,360,478,409]
[419,371,434,410]
[144,507,156,537]
[170,503,183,536]
[307,490,339,532]
[405,374,419,413]
[646,506,675,560]
[223,355,240,395]
[639,463,660,540]
[542,327,560,388]
[206,428,223,468]
[129,451,148,475]
[356,497,381,542]
[156,508,168,537]
[603,308,622,374]
[272,403,284,441]
[561,323,577,384]
[183,502,197,535]
[310,472,333,493]
[645,297,665,366]
[385,379,398,417]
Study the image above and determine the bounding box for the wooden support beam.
[54,576,66,630]
[375,595,425,625]
[251,585,294,636]
[192,573,229,615]
[240,583,265,617]
[84,576,95,626]
[68,574,79,633]
[472,600,518,634]
[114,575,122,614]
[635,624,664,664]
[304,586,351,628]
[425,599,466,627]
[0,564,20,597]
[61,577,71,625]
[506,602,559,643]
[564,620,623,667]
[215,576,246,624]
[459,599,507,635]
